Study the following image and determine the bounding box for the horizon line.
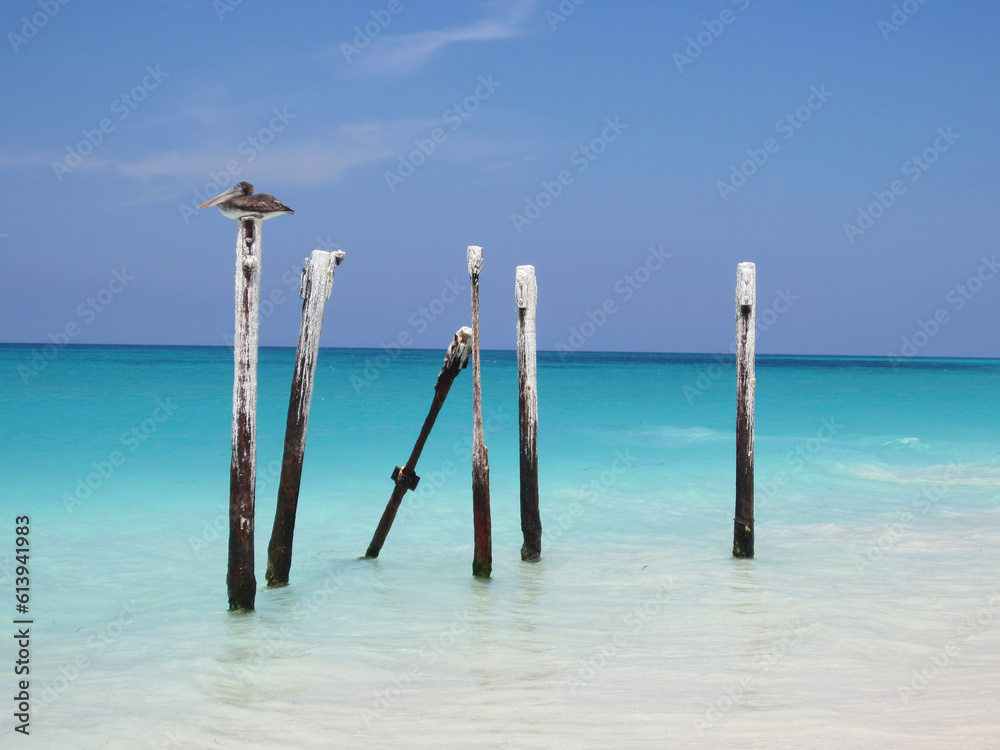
[0,341,997,363]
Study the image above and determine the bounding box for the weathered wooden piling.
[228,216,262,611]
[516,265,541,562]
[266,249,346,587]
[733,262,756,559]
[364,327,474,559]
[468,245,492,578]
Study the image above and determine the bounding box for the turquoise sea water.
[1,345,999,748]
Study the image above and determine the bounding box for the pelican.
[197,182,294,220]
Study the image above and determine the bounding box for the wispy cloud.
[1,106,533,207]
[0,151,50,168]
[228,137,397,185]
[353,0,537,75]
[104,121,412,205]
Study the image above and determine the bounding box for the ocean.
[1,345,999,749]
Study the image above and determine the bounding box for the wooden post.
[468,245,492,579]
[516,266,541,562]
[266,249,346,587]
[228,216,262,611]
[364,327,474,559]
[733,262,756,559]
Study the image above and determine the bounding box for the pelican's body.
[198,181,294,220]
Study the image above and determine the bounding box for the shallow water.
[1,345,999,748]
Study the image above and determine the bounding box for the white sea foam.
[849,461,1000,486]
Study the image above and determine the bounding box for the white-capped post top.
[467,245,483,277]
[515,265,537,310]
[737,262,756,308]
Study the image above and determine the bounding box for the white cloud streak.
[354,0,537,75]
[93,123,408,205]
[112,141,391,186]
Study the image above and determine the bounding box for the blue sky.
[1,0,998,356]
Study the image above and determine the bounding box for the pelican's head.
[197,182,254,209]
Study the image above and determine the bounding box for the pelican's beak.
[197,185,243,209]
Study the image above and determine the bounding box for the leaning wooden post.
[228,216,262,611]
[516,266,541,562]
[364,327,474,559]
[266,249,346,587]
[468,245,492,578]
[733,262,756,559]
